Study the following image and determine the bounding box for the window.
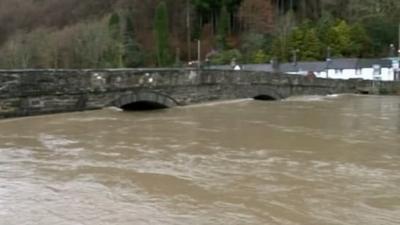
[335,69,342,74]
[373,65,381,76]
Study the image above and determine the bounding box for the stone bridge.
[0,68,399,118]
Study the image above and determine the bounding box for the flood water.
[0,95,400,225]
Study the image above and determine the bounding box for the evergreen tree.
[252,49,269,64]
[287,27,304,57]
[302,28,321,60]
[154,1,170,67]
[123,14,144,67]
[109,12,121,39]
[107,12,124,67]
[350,23,371,57]
[216,5,229,50]
[271,36,289,62]
[239,0,273,33]
[241,33,268,63]
[332,20,352,56]
[363,16,398,57]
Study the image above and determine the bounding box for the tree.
[301,28,321,60]
[209,49,242,65]
[252,49,269,63]
[287,26,304,55]
[332,20,352,56]
[123,13,144,67]
[362,16,398,57]
[241,33,268,63]
[299,0,322,20]
[239,0,273,33]
[107,12,124,67]
[154,1,170,67]
[286,23,321,61]
[349,22,371,57]
[1,0,400,68]
[216,5,229,50]
[271,36,290,62]
[271,9,296,62]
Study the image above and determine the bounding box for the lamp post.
[292,49,299,66]
[326,46,332,79]
[390,44,395,58]
[197,39,201,70]
[186,0,191,62]
[326,46,331,61]
[397,23,400,58]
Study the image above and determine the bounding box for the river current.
[0,94,399,225]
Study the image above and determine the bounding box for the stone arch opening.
[112,92,177,111]
[253,95,279,101]
[121,101,168,111]
[242,86,285,101]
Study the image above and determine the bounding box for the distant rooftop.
[280,61,328,73]
[327,58,359,69]
[208,58,397,73]
[357,58,392,68]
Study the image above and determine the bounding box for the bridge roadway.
[0,68,399,118]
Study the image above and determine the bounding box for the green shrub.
[210,49,242,65]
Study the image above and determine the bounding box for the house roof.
[278,63,299,73]
[239,61,328,73]
[326,58,359,69]
[357,58,392,68]
[277,61,328,73]
[297,61,328,72]
[275,59,365,73]
[207,65,232,70]
[241,64,273,72]
[207,58,395,73]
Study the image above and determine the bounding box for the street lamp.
[397,23,400,58]
[389,43,395,58]
[326,46,332,62]
[326,46,332,79]
[292,49,299,66]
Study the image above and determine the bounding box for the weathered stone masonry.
[0,69,399,118]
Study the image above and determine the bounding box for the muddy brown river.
[0,94,399,225]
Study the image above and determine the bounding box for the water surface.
[1,95,399,225]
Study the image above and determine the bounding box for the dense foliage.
[0,0,399,68]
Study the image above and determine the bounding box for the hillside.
[0,0,399,68]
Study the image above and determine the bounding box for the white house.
[284,58,397,81]
[319,58,359,79]
[209,58,400,81]
[354,59,394,81]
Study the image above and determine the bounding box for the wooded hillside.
[0,0,399,68]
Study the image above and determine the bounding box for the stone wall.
[0,69,399,119]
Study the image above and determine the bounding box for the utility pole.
[292,49,299,66]
[396,23,400,81]
[398,23,400,58]
[326,46,332,79]
[390,44,395,58]
[175,47,180,66]
[197,40,201,70]
[326,46,331,61]
[186,0,191,63]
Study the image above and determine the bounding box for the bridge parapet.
[0,69,399,118]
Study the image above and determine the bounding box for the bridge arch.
[243,86,286,101]
[111,92,178,111]
[253,95,278,101]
